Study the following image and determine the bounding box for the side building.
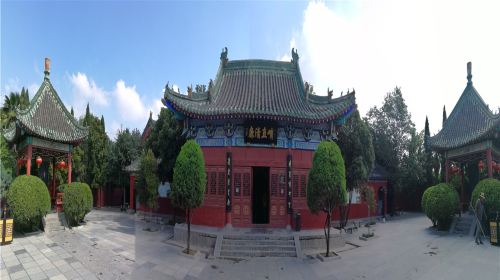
[162,48,356,229]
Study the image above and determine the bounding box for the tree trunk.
[340,191,353,228]
[187,208,191,254]
[326,212,331,257]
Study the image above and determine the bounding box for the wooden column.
[460,168,465,211]
[129,174,135,210]
[384,186,388,217]
[52,158,56,202]
[26,145,32,176]
[67,152,72,184]
[445,159,450,183]
[486,148,493,178]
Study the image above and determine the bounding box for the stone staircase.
[216,234,298,258]
[43,212,66,232]
[451,213,474,236]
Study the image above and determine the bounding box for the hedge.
[471,178,500,220]
[63,182,93,226]
[421,183,459,230]
[6,175,51,232]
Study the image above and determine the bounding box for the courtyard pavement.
[1,209,499,280]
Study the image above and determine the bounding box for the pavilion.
[3,58,88,203]
[429,62,500,207]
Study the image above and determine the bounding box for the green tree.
[106,128,142,205]
[171,140,206,254]
[138,149,160,223]
[0,136,15,197]
[81,107,108,189]
[423,117,435,186]
[366,87,415,210]
[338,110,374,226]
[145,108,185,183]
[307,141,347,257]
[1,88,30,128]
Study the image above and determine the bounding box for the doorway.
[252,167,270,224]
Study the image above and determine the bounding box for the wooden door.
[232,167,252,227]
[269,168,287,227]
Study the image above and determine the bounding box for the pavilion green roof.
[4,71,88,144]
[162,49,356,124]
[429,64,500,151]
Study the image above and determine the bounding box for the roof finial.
[467,61,472,84]
[220,47,228,66]
[149,111,152,119]
[44,57,51,79]
[291,48,299,65]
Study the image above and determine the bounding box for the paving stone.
[62,269,79,279]
[44,268,61,277]
[13,249,27,255]
[9,270,28,280]
[57,265,73,273]
[49,274,67,280]
[7,264,24,274]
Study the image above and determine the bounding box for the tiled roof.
[163,53,356,124]
[369,164,389,181]
[10,78,88,144]
[429,77,500,151]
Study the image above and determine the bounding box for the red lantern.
[478,160,484,171]
[59,160,66,169]
[36,156,43,168]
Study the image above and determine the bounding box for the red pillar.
[384,186,388,217]
[460,169,465,211]
[445,159,450,183]
[486,148,493,178]
[26,145,32,176]
[67,152,72,184]
[129,175,135,210]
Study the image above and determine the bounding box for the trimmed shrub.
[6,175,51,232]
[421,183,459,230]
[472,178,500,220]
[57,183,68,193]
[63,182,93,226]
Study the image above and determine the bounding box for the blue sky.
[2,1,499,139]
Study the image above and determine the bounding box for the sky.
[2,0,499,140]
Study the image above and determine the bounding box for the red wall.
[139,145,388,230]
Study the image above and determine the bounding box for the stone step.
[219,250,297,258]
[221,244,296,252]
[222,239,294,246]
[223,234,293,241]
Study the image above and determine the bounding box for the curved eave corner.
[162,98,185,120]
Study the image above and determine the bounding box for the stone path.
[2,210,499,280]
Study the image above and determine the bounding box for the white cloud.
[70,72,108,106]
[114,80,148,122]
[3,77,21,94]
[282,0,500,134]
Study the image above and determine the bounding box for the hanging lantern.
[59,160,66,169]
[36,156,43,168]
[478,160,484,171]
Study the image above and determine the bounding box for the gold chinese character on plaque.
[261,127,267,139]
[248,126,255,139]
[267,128,274,140]
[255,127,261,139]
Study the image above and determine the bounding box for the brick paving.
[2,209,499,280]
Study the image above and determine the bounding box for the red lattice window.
[300,175,307,197]
[279,174,286,197]
[243,173,250,197]
[218,172,225,195]
[271,174,278,197]
[292,175,299,197]
[210,172,217,195]
[234,173,241,196]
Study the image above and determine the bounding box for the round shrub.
[63,182,93,226]
[471,178,500,220]
[57,183,68,193]
[7,175,51,232]
[421,183,459,230]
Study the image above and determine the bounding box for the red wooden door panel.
[270,168,287,227]
[232,167,252,227]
